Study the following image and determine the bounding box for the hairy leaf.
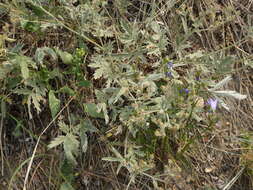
[64,134,79,165]
[209,75,232,91]
[83,103,104,119]
[212,90,247,100]
[58,121,70,134]
[58,86,75,96]
[49,90,60,118]
[35,47,57,65]
[55,48,73,64]
[20,58,29,80]
[48,135,66,149]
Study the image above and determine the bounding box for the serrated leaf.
[97,103,109,124]
[113,87,127,104]
[14,88,32,95]
[35,48,46,65]
[95,89,107,102]
[89,56,111,80]
[35,47,57,65]
[20,58,29,79]
[59,121,70,134]
[79,120,98,153]
[48,135,66,149]
[83,103,104,119]
[58,86,75,96]
[49,68,62,79]
[93,67,104,79]
[13,55,37,80]
[64,134,79,165]
[0,61,13,80]
[49,90,60,118]
[108,88,121,105]
[31,93,42,113]
[16,87,45,119]
[79,120,98,133]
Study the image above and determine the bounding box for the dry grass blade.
[222,167,245,190]
[22,95,75,190]
[0,101,5,176]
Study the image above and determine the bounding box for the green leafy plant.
[1,0,252,189]
[48,119,98,188]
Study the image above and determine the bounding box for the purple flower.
[196,76,200,81]
[184,88,189,94]
[180,88,189,94]
[207,98,218,111]
[167,61,173,69]
[166,71,173,78]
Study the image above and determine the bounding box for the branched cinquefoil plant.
[90,44,247,187]
[61,2,248,188]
